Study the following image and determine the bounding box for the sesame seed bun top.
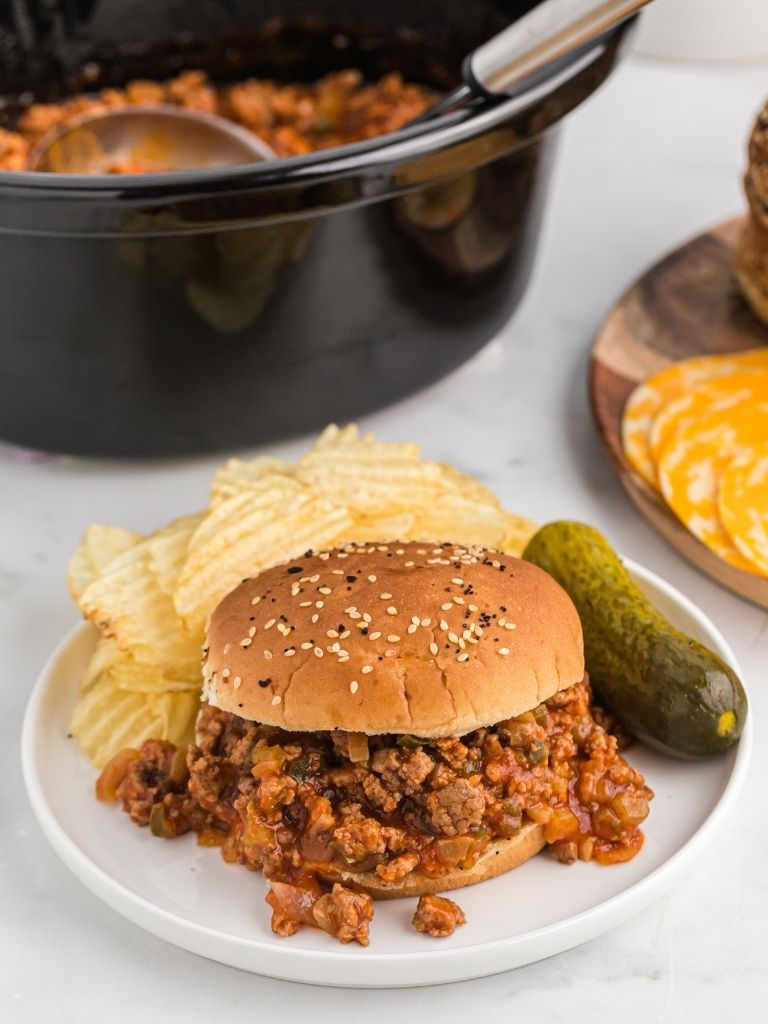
[202,541,584,737]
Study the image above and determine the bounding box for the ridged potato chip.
[67,524,144,602]
[174,484,354,634]
[658,403,768,572]
[621,350,768,490]
[69,673,198,768]
[79,514,203,674]
[718,443,768,574]
[210,456,296,505]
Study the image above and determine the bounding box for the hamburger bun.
[203,540,584,737]
[322,823,546,900]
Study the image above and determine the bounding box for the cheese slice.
[621,350,768,491]
[719,443,768,575]
[658,400,768,573]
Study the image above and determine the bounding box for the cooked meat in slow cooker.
[0,68,434,171]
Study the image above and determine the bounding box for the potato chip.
[67,524,144,602]
[210,456,296,505]
[80,514,203,673]
[69,674,198,767]
[296,424,445,514]
[657,403,768,572]
[621,349,768,490]
[80,634,122,692]
[718,443,768,574]
[69,675,166,768]
[498,513,539,556]
[174,482,353,634]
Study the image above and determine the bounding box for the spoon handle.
[467,0,652,97]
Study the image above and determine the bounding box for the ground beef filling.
[97,681,652,944]
[0,68,434,172]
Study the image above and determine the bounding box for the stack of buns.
[735,99,768,325]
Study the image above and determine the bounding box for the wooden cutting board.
[590,216,768,608]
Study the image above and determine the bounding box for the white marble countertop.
[3,52,768,1022]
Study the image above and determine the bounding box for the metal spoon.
[28,104,275,174]
[411,0,654,124]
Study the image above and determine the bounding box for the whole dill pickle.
[522,521,747,758]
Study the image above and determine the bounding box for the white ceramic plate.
[22,560,751,988]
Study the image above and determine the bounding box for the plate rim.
[21,558,753,984]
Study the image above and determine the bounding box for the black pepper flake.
[279,614,288,622]
[258,678,271,688]
[303,549,314,558]
[238,703,244,708]
[338,624,345,633]
[287,566,303,574]
[346,575,357,583]
[500,606,507,613]
[361,627,368,635]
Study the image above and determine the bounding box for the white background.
[2,49,768,1022]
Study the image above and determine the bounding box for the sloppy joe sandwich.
[97,540,652,944]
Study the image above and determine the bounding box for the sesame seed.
[328,642,340,653]
[387,634,400,642]
[301,642,312,650]
[498,647,510,656]
[327,629,339,638]
[369,631,382,640]
[299,601,312,607]
[340,630,351,639]
[387,606,398,615]
[380,592,393,600]
[314,647,323,658]
[318,586,332,595]
[345,606,357,614]
[476,627,484,637]
[453,596,465,605]
[349,611,361,620]
[468,604,478,612]
[457,652,469,662]
[407,624,417,634]
[271,695,282,706]
[368,575,377,583]
[498,618,506,627]
[350,681,359,694]
[429,643,439,656]
[316,601,324,609]
[448,632,459,644]
[250,596,261,605]
[319,552,330,560]
[284,648,296,657]
[362,613,372,623]
[411,615,420,625]
[264,619,276,629]
[421,618,431,627]
[223,644,231,655]
[331,569,344,575]
[221,668,230,679]
[309,574,320,583]
[264,651,273,660]
[404,561,415,567]
[233,676,242,688]
[441,603,452,611]
[311,614,319,624]
[440,619,449,631]
[361,665,373,674]
[451,578,464,585]
[458,638,466,649]
[240,638,252,648]
[384,649,396,657]
[505,623,517,630]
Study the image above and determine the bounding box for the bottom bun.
[321,823,546,900]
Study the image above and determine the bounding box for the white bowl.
[21,559,751,987]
